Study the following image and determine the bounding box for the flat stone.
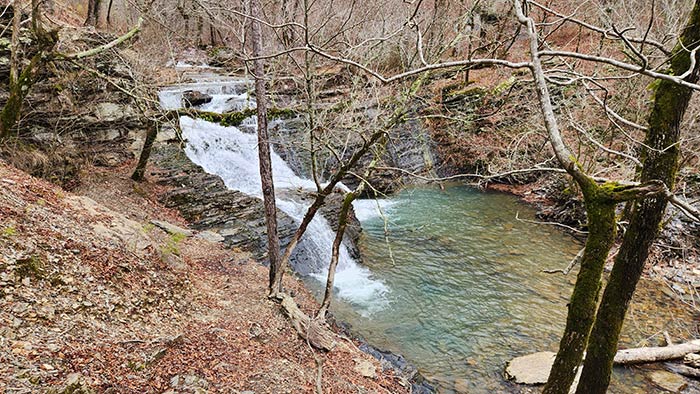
[505,351,555,384]
[95,103,124,121]
[648,370,687,392]
[150,220,193,237]
[195,230,224,243]
[353,358,377,379]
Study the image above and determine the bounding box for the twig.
[543,247,585,275]
[515,211,588,234]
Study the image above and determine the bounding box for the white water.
[159,76,388,315]
[352,199,399,222]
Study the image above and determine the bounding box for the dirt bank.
[0,160,410,393]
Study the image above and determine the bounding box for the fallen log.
[614,340,700,364]
[280,294,338,352]
[506,340,700,385]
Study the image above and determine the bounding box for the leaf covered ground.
[0,161,409,394]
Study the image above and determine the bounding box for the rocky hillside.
[0,160,411,393]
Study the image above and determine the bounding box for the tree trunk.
[0,0,22,139]
[84,0,100,26]
[281,294,338,351]
[576,2,700,393]
[542,189,617,394]
[131,120,158,181]
[249,0,282,294]
[317,191,356,319]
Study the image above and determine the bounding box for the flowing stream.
[160,69,671,393]
[159,73,388,315]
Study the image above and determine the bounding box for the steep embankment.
[0,161,409,393]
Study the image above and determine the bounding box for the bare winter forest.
[1,0,699,393]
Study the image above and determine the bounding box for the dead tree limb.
[280,294,337,351]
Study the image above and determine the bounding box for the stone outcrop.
[149,142,362,275]
[150,143,296,262]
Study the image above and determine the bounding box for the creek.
[159,69,674,394]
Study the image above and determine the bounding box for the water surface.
[332,185,581,392]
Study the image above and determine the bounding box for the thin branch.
[529,0,671,55]
[539,50,700,91]
[515,211,588,234]
[373,165,566,183]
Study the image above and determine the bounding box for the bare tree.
[248,0,283,292]
[575,2,700,392]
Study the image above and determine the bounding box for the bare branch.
[529,0,671,55]
[540,50,700,91]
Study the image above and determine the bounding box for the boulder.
[182,90,213,108]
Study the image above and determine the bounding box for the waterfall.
[159,74,388,315]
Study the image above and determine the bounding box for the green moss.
[191,107,297,128]
[15,255,44,278]
[492,76,516,95]
[2,225,16,237]
[161,232,186,256]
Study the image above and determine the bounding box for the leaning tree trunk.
[0,0,56,139]
[575,2,700,393]
[513,2,666,393]
[131,119,158,181]
[249,0,282,293]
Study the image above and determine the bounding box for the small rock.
[454,378,470,393]
[41,363,55,371]
[249,323,263,338]
[353,358,377,379]
[684,353,700,368]
[647,370,687,392]
[182,91,213,108]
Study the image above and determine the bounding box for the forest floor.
[0,160,410,394]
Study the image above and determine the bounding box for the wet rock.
[504,351,555,384]
[182,90,213,108]
[151,144,299,265]
[647,370,688,392]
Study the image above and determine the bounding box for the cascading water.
[159,72,388,315]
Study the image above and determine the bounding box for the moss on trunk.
[542,181,618,394]
[0,51,44,138]
[575,2,700,393]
